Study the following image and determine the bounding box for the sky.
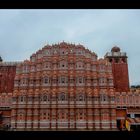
[0,9,140,85]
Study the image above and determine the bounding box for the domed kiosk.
[111,46,120,52]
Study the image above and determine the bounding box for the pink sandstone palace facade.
[0,42,140,130]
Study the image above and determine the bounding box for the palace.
[0,42,140,131]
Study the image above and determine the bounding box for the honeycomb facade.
[0,42,140,131]
[11,42,117,130]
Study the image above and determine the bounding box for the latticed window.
[44,77,50,84]
[58,109,67,120]
[79,77,82,83]
[61,77,65,83]
[19,96,26,102]
[99,78,106,84]
[43,113,46,119]
[93,79,97,85]
[76,49,82,55]
[79,95,83,101]
[108,79,113,85]
[23,65,29,73]
[111,96,115,101]
[44,62,51,69]
[76,61,84,69]
[43,95,47,101]
[86,63,91,69]
[77,77,84,84]
[36,64,41,71]
[58,93,67,101]
[76,93,85,101]
[59,60,68,69]
[59,76,68,84]
[31,65,36,71]
[99,64,105,71]
[44,50,50,55]
[100,94,108,102]
[69,63,74,69]
[40,94,50,102]
[77,109,85,120]
[40,112,48,120]
[61,95,65,101]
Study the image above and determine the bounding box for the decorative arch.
[58,92,67,101]
[76,93,85,101]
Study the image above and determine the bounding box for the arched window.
[79,95,83,101]
[58,93,67,101]
[77,93,85,101]
[76,61,84,69]
[61,95,65,101]
[59,60,68,69]
[19,96,26,102]
[59,76,68,84]
[31,65,36,72]
[40,94,50,102]
[44,62,51,69]
[76,77,84,84]
[100,94,108,102]
[116,96,120,103]
[43,95,47,101]
[111,96,115,102]
[44,77,50,84]
[44,49,50,55]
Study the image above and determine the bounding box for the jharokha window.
[58,93,67,101]
[76,93,85,101]
[19,96,26,102]
[43,95,47,101]
[100,94,108,102]
[44,77,50,84]
[40,94,50,102]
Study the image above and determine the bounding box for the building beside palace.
[0,58,17,129]
[0,42,140,130]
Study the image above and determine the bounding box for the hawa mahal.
[0,42,140,130]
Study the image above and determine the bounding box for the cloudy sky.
[0,9,140,85]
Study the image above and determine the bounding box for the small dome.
[111,46,120,52]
